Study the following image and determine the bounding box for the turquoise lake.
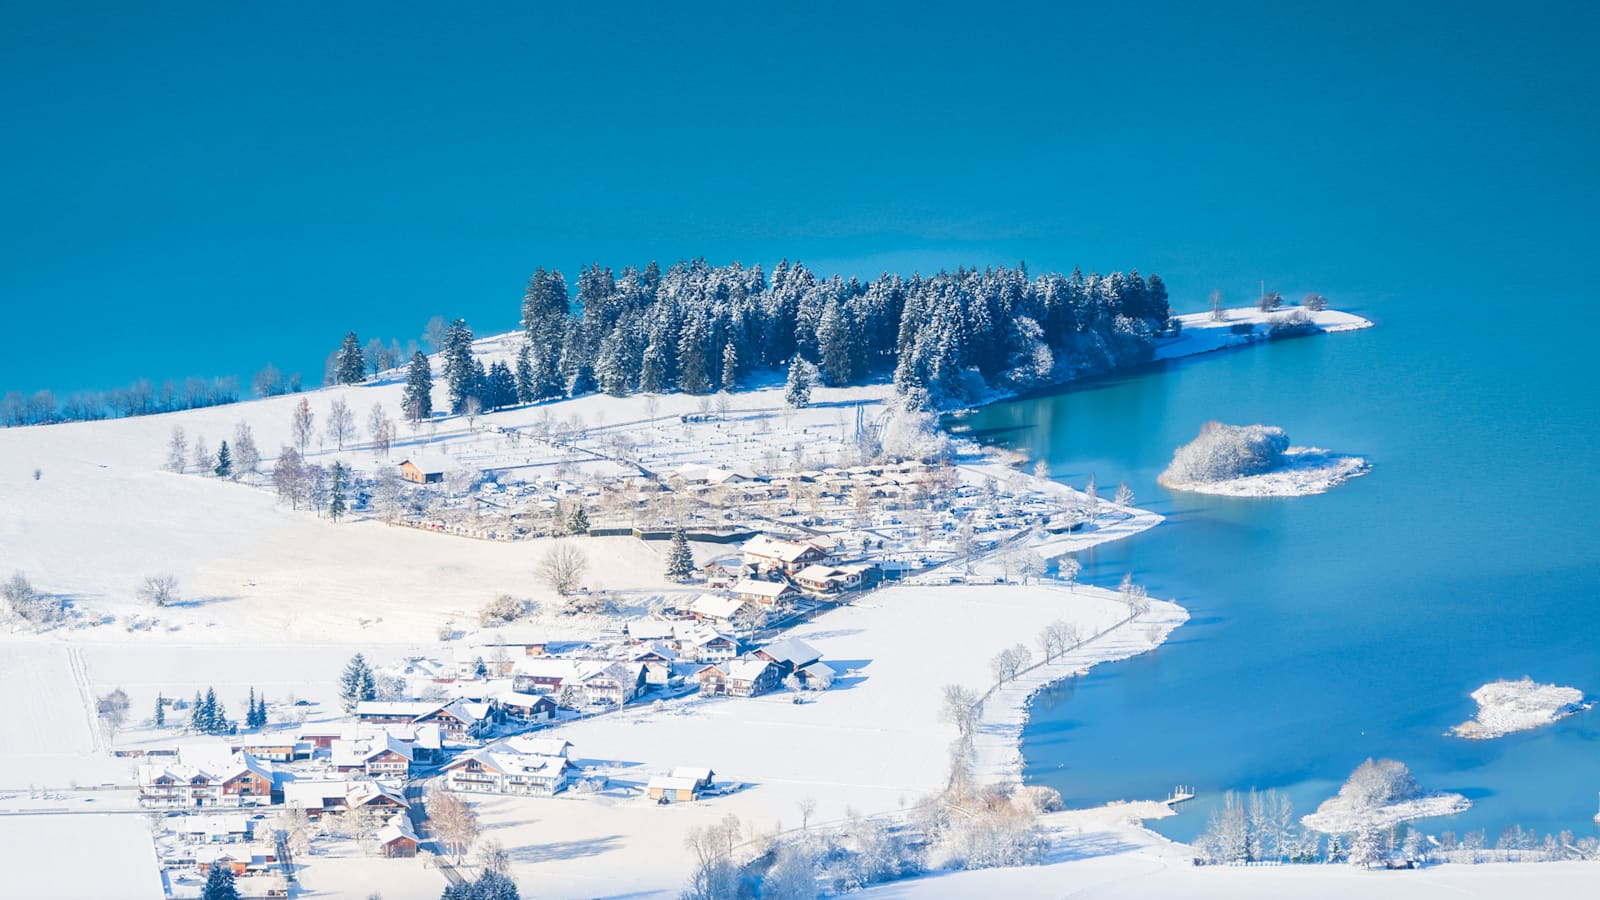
[958,306,1600,843]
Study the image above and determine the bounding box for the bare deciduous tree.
[137,574,180,607]
[96,688,130,740]
[325,397,356,450]
[535,541,588,597]
[367,403,394,458]
[291,397,315,455]
[426,789,479,862]
[165,426,188,474]
[232,422,260,480]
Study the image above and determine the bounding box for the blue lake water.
[957,309,1600,843]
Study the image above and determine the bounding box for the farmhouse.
[741,535,833,574]
[732,578,800,606]
[354,699,491,741]
[628,643,677,684]
[698,657,780,698]
[345,781,410,815]
[177,815,256,844]
[647,774,702,803]
[296,722,441,762]
[397,456,448,484]
[797,661,837,690]
[197,847,278,877]
[676,627,739,662]
[497,690,558,723]
[376,813,421,858]
[688,593,755,626]
[792,563,874,594]
[510,658,647,707]
[330,734,413,778]
[625,618,677,644]
[443,746,575,796]
[754,637,823,677]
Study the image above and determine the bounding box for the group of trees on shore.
[504,260,1171,410]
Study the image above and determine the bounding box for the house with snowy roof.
[443,745,575,796]
[741,535,833,574]
[697,657,780,698]
[733,578,799,606]
[137,750,274,809]
[647,774,703,803]
[330,733,414,778]
[398,455,451,484]
[753,637,823,678]
[376,812,420,858]
[675,626,739,662]
[688,593,754,626]
[354,698,491,741]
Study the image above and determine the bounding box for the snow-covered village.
[4,5,1599,900]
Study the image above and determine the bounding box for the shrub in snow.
[1159,422,1289,485]
[478,594,525,627]
[878,408,950,462]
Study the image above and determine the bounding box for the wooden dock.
[1165,785,1196,806]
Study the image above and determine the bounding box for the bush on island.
[1159,422,1289,486]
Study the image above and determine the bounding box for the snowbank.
[1449,678,1590,740]
[1161,447,1371,497]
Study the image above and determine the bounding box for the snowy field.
[0,814,164,899]
[1449,678,1591,740]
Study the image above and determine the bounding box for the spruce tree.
[566,506,589,536]
[720,340,739,390]
[214,441,232,479]
[201,859,240,900]
[189,691,205,732]
[202,687,219,734]
[336,331,366,384]
[340,654,376,713]
[329,462,349,522]
[246,687,256,728]
[514,343,535,403]
[153,693,165,728]
[402,352,434,422]
[784,357,813,408]
[665,528,694,582]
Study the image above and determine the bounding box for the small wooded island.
[1158,422,1370,497]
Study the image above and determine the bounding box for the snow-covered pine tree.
[340,654,376,713]
[201,857,240,900]
[595,331,630,397]
[720,340,739,391]
[246,687,256,728]
[514,342,536,403]
[784,357,813,408]
[665,528,695,582]
[202,687,219,734]
[189,690,205,732]
[402,352,434,422]
[214,441,232,479]
[153,693,165,728]
[328,462,349,522]
[336,331,366,384]
[566,506,589,536]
